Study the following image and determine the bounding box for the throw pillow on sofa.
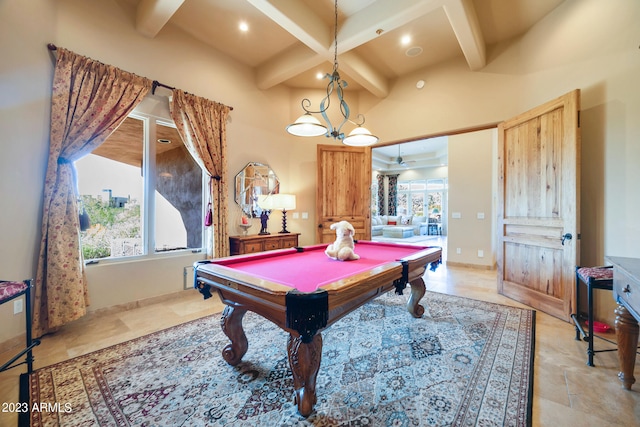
[387,215,401,225]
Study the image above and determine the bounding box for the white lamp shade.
[276,194,296,210]
[286,113,328,137]
[343,126,378,146]
[257,194,296,210]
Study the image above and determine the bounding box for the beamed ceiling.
[117,0,565,94]
[104,0,566,169]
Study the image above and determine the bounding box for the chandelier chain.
[333,0,339,71]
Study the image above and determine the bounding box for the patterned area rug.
[27,291,535,426]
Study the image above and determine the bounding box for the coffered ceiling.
[372,136,448,172]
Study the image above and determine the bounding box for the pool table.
[194,240,441,417]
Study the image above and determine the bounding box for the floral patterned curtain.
[376,174,385,215]
[387,174,400,216]
[170,90,231,258]
[34,48,151,337]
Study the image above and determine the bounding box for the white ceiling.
[117,0,566,169]
[372,136,448,172]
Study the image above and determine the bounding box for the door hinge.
[577,110,581,128]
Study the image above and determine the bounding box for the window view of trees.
[371,182,379,215]
[76,114,204,261]
[397,179,446,218]
[374,177,447,223]
[79,194,141,259]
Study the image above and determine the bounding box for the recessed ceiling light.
[316,72,324,79]
[401,35,411,45]
[239,21,249,32]
[405,46,423,57]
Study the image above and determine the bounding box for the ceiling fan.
[395,145,415,168]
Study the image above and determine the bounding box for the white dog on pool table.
[325,220,360,261]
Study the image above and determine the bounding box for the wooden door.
[497,90,580,322]
[316,144,372,243]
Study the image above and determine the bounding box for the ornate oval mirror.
[234,162,280,217]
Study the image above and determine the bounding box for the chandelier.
[286,0,378,147]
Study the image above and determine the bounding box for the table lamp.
[258,194,296,234]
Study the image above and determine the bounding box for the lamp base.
[279,209,291,234]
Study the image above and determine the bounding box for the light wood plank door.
[316,144,372,243]
[497,90,580,322]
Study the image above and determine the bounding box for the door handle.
[561,233,572,245]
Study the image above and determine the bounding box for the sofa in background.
[371,215,428,237]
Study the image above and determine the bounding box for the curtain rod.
[47,43,233,110]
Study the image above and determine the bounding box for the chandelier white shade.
[343,126,378,146]
[285,0,377,147]
[285,113,328,137]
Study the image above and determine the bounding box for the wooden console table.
[229,233,300,256]
[608,256,640,390]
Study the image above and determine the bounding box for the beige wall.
[447,130,497,268]
[0,0,57,343]
[1,0,639,341]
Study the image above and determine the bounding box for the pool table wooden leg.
[287,332,322,417]
[220,305,248,366]
[407,277,426,317]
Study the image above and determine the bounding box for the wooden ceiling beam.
[136,0,186,38]
[443,0,486,70]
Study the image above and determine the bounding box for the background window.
[371,181,379,215]
[76,115,204,260]
[398,178,447,219]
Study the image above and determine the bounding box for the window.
[76,113,205,260]
[397,192,408,215]
[371,180,379,215]
[397,178,447,219]
[426,179,445,219]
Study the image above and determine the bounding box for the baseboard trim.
[446,261,496,270]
